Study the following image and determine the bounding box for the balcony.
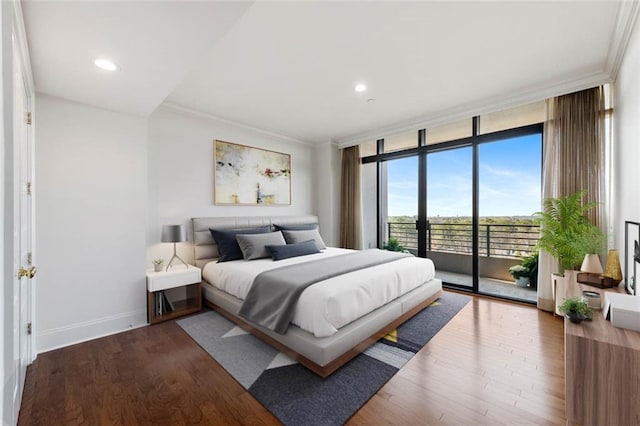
[387,221,539,302]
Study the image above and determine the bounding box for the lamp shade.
[161,225,186,243]
[580,253,603,274]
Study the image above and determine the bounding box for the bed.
[192,215,443,377]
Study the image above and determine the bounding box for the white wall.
[312,143,340,246]
[35,95,148,352]
[1,2,8,422]
[146,107,315,264]
[614,20,640,296]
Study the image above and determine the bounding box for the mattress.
[202,247,436,337]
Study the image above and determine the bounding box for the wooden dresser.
[564,276,640,425]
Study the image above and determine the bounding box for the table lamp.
[162,224,188,271]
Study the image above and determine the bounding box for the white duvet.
[202,247,436,337]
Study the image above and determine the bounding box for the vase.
[154,263,163,272]
[516,277,529,288]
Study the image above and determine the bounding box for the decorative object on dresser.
[582,290,602,310]
[162,224,188,271]
[603,248,623,286]
[214,140,291,206]
[558,296,592,323]
[146,265,202,324]
[576,252,612,288]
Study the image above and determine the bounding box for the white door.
[12,34,35,419]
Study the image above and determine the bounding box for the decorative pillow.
[266,240,320,261]
[273,223,318,231]
[209,226,271,262]
[236,231,286,261]
[282,229,327,250]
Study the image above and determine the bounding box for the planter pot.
[154,263,163,272]
[552,272,565,316]
[566,311,586,324]
[515,277,529,288]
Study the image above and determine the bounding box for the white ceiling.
[22,1,637,145]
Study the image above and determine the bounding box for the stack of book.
[154,291,175,316]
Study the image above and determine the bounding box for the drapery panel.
[339,145,362,249]
[538,86,607,311]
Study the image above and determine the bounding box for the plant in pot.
[508,264,530,288]
[535,190,604,313]
[558,297,593,323]
[153,258,164,272]
[521,251,539,289]
[383,237,408,253]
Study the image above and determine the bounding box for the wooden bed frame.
[204,290,441,377]
[191,215,443,377]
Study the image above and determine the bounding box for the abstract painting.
[214,140,291,205]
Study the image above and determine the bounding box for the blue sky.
[386,134,542,217]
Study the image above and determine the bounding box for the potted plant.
[153,258,164,272]
[383,237,407,253]
[535,191,604,313]
[535,190,604,272]
[508,264,530,288]
[521,251,539,289]
[558,297,593,323]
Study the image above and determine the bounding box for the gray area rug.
[177,291,470,426]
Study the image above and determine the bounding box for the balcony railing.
[387,221,539,258]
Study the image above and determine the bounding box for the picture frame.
[624,220,639,295]
[213,140,291,205]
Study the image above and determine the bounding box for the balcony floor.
[436,270,537,303]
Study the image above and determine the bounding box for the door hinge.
[27,323,32,335]
[27,252,32,265]
[26,181,32,195]
[26,112,32,125]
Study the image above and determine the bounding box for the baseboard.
[36,310,148,354]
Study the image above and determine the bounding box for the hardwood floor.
[18,293,564,425]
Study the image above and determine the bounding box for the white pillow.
[282,229,327,250]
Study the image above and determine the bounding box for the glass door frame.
[363,121,543,300]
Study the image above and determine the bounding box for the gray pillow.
[236,231,287,260]
[273,223,318,231]
[210,226,272,262]
[266,240,320,261]
[282,229,327,250]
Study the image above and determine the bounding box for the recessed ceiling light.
[94,58,119,71]
[354,83,367,92]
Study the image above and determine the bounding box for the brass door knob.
[18,266,36,279]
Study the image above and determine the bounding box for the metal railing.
[387,221,539,258]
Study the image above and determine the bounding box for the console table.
[564,275,640,425]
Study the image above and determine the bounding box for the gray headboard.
[191,215,319,268]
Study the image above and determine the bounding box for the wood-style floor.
[18,293,565,425]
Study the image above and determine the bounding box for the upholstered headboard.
[191,215,319,268]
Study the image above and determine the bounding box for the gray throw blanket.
[238,249,412,334]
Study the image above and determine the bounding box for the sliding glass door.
[426,146,473,288]
[362,103,545,302]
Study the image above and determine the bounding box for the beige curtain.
[538,87,606,311]
[339,146,362,249]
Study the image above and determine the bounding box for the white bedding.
[202,248,436,337]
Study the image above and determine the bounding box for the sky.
[386,134,542,217]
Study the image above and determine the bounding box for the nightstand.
[146,265,202,324]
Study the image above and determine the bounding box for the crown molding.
[13,1,35,94]
[158,102,313,147]
[605,0,640,79]
[336,71,612,148]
